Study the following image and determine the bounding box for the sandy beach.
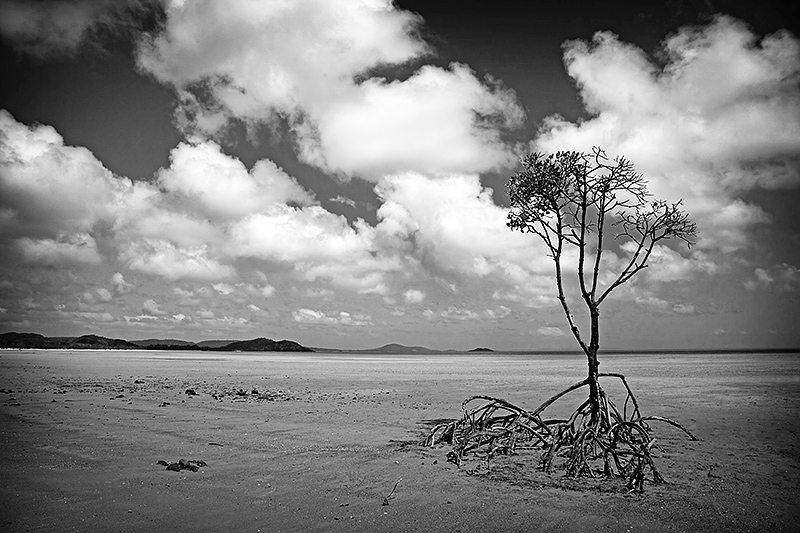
[1,349,798,532]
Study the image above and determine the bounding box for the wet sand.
[1,349,798,532]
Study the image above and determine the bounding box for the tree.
[506,148,696,421]
[425,148,698,491]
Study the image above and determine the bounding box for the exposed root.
[423,373,697,492]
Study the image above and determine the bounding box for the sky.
[0,0,799,350]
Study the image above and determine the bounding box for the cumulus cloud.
[225,205,404,294]
[534,16,800,254]
[111,272,134,294]
[296,63,524,177]
[142,299,166,316]
[83,287,113,303]
[403,289,425,304]
[157,140,315,221]
[121,240,235,281]
[236,283,276,298]
[292,308,372,326]
[212,283,235,295]
[745,264,800,292]
[17,232,101,265]
[423,306,510,323]
[60,310,115,323]
[135,0,522,177]
[537,326,566,337]
[96,288,113,302]
[0,110,134,239]
[374,172,551,288]
[2,111,356,284]
[137,0,426,113]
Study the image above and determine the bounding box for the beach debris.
[382,479,401,505]
[185,389,198,396]
[424,374,698,492]
[208,442,224,447]
[209,387,294,402]
[158,402,170,407]
[157,459,207,472]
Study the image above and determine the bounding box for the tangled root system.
[423,373,698,492]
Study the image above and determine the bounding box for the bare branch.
[507,148,697,351]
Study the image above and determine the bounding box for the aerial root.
[423,373,697,492]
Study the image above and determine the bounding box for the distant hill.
[219,337,313,352]
[68,335,139,349]
[0,332,61,349]
[469,347,494,352]
[132,338,196,347]
[197,340,237,348]
[357,343,444,354]
[0,332,138,350]
[0,332,313,352]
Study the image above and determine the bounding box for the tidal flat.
[1,349,798,532]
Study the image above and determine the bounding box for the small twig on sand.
[382,479,401,505]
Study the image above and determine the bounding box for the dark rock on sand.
[157,459,206,472]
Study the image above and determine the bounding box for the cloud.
[157,140,315,221]
[745,264,800,292]
[296,63,524,177]
[292,308,372,326]
[225,205,403,293]
[95,288,113,302]
[537,326,566,337]
[239,283,276,298]
[111,272,134,294]
[142,299,166,316]
[626,244,720,283]
[0,110,135,239]
[2,111,346,284]
[374,172,551,284]
[17,232,101,265]
[59,310,115,323]
[534,16,800,254]
[673,303,696,315]
[212,283,235,295]
[403,289,425,304]
[0,106,649,315]
[137,0,426,114]
[0,0,158,57]
[329,195,357,209]
[136,0,523,177]
[121,240,235,281]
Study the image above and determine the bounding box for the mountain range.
[0,333,495,353]
[0,332,313,352]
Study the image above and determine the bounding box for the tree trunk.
[587,305,601,424]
